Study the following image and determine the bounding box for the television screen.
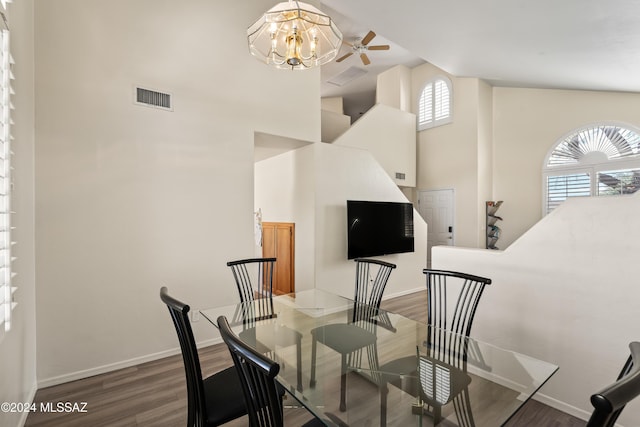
[347,200,415,259]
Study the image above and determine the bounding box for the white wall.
[334,104,416,187]
[493,86,640,248]
[0,1,37,426]
[431,193,640,426]
[34,0,320,385]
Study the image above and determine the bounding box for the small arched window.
[543,123,640,214]
[417,76,452,130]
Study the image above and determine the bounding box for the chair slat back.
[424,269,491,366]
[227,258,276,322]
[352,258,396,323]
[587,341,640,427]
[160,287,206,426]
[218,315,284,427]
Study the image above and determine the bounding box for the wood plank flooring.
[25,290,585,426]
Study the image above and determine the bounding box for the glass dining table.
[200,290,557,427]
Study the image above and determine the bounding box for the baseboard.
[18,382,38,427]
[37,337,223,389]
[382,286,424,300]
[530,392,591,423]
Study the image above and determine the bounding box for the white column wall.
[34,0,320,385]
[376,64,412,112]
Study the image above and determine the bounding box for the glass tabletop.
[200,290,557,427]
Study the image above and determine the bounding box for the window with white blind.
[543,124,640,215]
[0,15,14,335]
[417,76,452,131]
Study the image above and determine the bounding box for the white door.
[418,189,454,267]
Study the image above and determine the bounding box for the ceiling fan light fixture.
[248,0,343,70]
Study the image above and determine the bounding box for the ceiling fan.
[336,30,390,66]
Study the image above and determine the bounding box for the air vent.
[395,172,406,180]
[327,67,367,87]
[134,86,172,111]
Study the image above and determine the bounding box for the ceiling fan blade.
[367,45,390,51]
[361,30,376,46]
[336,52,354,62]
[360,53,371,65]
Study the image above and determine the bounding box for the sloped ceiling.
[321,0,640,97]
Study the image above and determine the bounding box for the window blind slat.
[418,77,452,130]
[0,26,13,334]
[546,173,591,213]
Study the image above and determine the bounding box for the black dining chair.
[379,269,492,426]
[586,341,640,427]
[227,257,277,309]
[217,315,326,427]
[160,287,247,427]
[309,258,396,411]
[227,257,303,391]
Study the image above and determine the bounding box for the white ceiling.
[319,0,640,114]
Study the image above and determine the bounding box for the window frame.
[542,123,640,215]
[417,75,452,131]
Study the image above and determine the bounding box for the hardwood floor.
[25,290,585,426]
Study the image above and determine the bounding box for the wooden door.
[262,222,295,295]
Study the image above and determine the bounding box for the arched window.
[417,76,452,130]
[543,123,640,214]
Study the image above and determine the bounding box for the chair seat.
[311,323,377,354]
[203,366,247,426]
[205,365,290,427]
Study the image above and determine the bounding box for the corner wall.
[254,143,428,299]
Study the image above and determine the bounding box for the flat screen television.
[347,200,415,259]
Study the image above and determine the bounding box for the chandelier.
[247,1,343,70]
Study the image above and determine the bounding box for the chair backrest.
[227,258,276,317]
[424,269,491,338]
[217,315,284,427]
[352,258,396,323]
[159,287,206,427]
[423,269,491,367]
[587,342,640,427]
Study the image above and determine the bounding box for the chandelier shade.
[247,1,343,70]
